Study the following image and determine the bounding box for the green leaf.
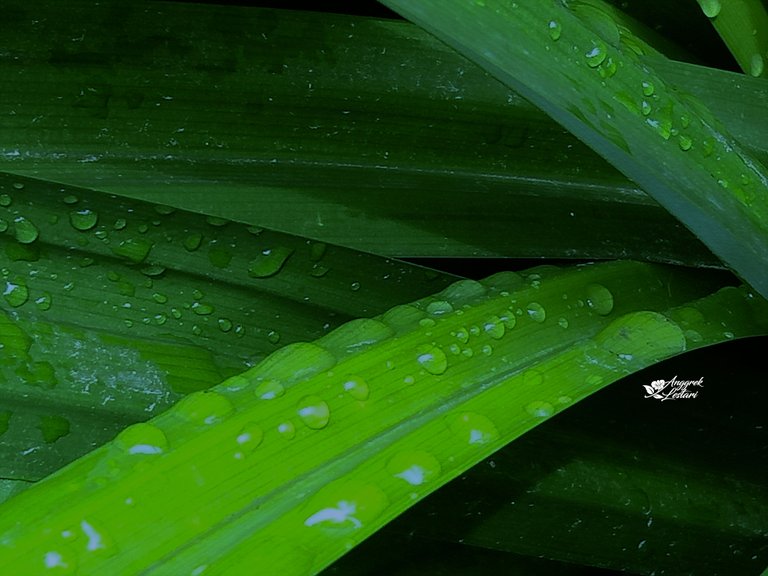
[0,173,454,482]
[378,0,768,297]
[0,260,764,573]
[2,1,762,265]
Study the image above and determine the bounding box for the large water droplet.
[303,481,389,532]
[525,400,555,418]
[255,379,285,400]
[585,43,607,67]
[248,247,294,278]
[114,422,168,455]
[698,0,721,18]
[175,391,235,425]
[641,80,655,96]
[13,216,39,244]
[277,420,296,439]
[426,300,453,316]
[416,344,448,375]
[191,302,214,316]
[585,283,614,315]
[750,53,764,77]
[69,209,98,231]
[449,412,499,445]
[43,547,78,574]
[483,315,505,340]
[3,279,29,307]
[235,422,264,456]
[526,302,546,323]
[387,450,441,486]
[184,233,203,252]
[0,193,11,206]
[111,237,153,263]
[343,376,370,401]
[297,395,331,429]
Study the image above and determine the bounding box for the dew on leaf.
[525,400,555,418]
[114,422,168,455]
[69,209,98,231]
[387,450,441,486]
[526,302,546,323]
[175,391,235,425]
[248,247,294,278]
[297,395,331,429]
[13,216,39,244]
[416,344,448,375]
[448,412,499,445]
[343,376,370,401]
[585,283,614,315]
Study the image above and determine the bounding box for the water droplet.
[586,284,614,315]
[12,182,24,190]
[175,391,235,425]
[558,317,569,328]
[37,413,69,442]
[548,20,562,40]
[69,209,98,231]
[151,292,167,304]
[114,422,168,455]
[235,422,264,458]
[154,204,176,215]
[13,216,39,244]
[641,80,655,96]
[723,330,734,339]
[449,412,499,445]
[3,279,29,307]
[426,300,453,316]
[277,420,295,439]
[641,100,652,116]
[678,135,692,151]
[111,237,153,263]
[483,315,505,339]
[43,547,78,574]
[481,344,493,356]
[184,233,202,252]
[596,311,686,361]
[255,379,285,400]
[448,343,461,355]
[303,481,389,532]
[112,218,127,230]
[585,43,607,67]
[698,0,721,18]
[416,344,448,375]
[526,302,546,323]
[35,293,52,311]
[217,317,233,332]
[267,330,281,344]
[309,241,327,261]
[350,281,361,292]
[0,194,11,206]
[0,218,7,232]
[206,216,229,227]
[387,450,441,486]
[525,400,555,418]
[343,376,370,401]
[453,327,470,343]
[310,264,330,277]
[750,53,764,77]
[297,395,330,429]
[248,247,294,278]
[191,302,214,316]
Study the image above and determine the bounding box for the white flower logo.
[643,379,667,399]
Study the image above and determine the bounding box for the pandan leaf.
[0,260,765,573]
[378,0,768,298]
[0,172,455,482]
